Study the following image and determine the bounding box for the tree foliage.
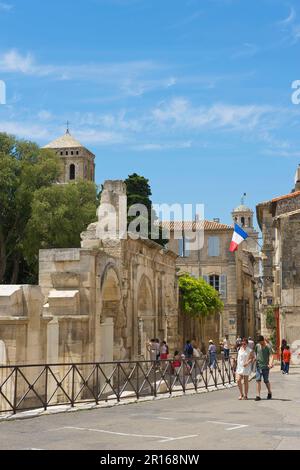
[0,132,98,284]
[124,173,168,247]
[179,274,224,318]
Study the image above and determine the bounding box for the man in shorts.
[255,335,274,401]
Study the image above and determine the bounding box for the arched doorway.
[101,266,126,361]
[137,275,155,357]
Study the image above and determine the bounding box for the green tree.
[0,133,61,283]
[124,173,167,246]
[0,132,98,284]
[24,181,97,279]
[179,274,224,342]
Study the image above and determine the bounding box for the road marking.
[207,421,249,431]
[130,413,174,420]
[157,417,174,421]
[54,426,197,443]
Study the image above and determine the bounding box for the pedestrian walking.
[171,351,182,380]
[147,339,157,362]
[236,338,255,400]
[255,335,273,401]
[280,339,287,372]
[184,340,193,367]
[282,345,291,374]
[248,337,255,350]
[223,336,230,360]
[236,336,242,351]
[160,340,169,360]
[208,339,217,369]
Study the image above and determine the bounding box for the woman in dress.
[236,337,255,400]
[160,341,169,360]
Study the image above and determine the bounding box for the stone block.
[48,290,80,316]
[0,286,24,317]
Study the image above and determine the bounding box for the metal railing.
[0,355,237,415]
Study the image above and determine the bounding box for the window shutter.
[203,274,209,284]
[220,274,227,300]
[208,236,220,257]
[184,237,190,257]
[178,238,184,257]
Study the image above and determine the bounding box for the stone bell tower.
[43,126,95,184]
[232,193,259,255]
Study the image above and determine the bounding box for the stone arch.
[100,264,126,360]
[137,275,155,356]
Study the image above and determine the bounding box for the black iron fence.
[0,355,237,415]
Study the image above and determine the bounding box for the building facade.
[257,166,300,358]
[164,204,259,346]
[43,130,95,183]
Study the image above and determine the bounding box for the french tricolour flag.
[230,224,249,252]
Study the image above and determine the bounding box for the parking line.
[54,426,198,443]
[207,421,249,431]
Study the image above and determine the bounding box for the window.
[241,217,245,226]
[76,151,79,155]
[71,151,74,155]
[203,274,227,300]
[209,275,220,291]
[60,151,63,156]
[66,151,68,156]
[208,236,220,257]
[69,164,75,180]
[178,235,190,257]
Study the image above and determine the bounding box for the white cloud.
[151,98,273,131]
[0,121,50,139]
[0,2,13,11]
[231,43,258,59]
[277,6,300,44]
[75,129,125,145]
[0,49,176,97]
[278,6,296,26]
[132,141,192,151]
[0,50,36,74]
[37,110,54,121]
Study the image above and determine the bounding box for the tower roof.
[232,204,253,213]
[43,131,85,149]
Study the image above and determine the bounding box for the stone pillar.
[100,317,114,363]
[46,318,59,405]
[100,317,114,390]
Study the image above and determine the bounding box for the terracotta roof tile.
[270,191,300,203]
[160,220,232,231]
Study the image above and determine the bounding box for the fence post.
[13,367,18,415]
[117,363,120,402]
[95,364,99,405]
[44,365,48,411]
[71,365,75,407]
[136,362,139,400]
[153,362,157,398]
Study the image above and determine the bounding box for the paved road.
[0,368,299,450]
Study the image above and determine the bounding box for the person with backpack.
[255,335,274,401]
[184,340,193,367]
[184,340,193,358]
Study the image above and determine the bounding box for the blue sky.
[1,0,300,225]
